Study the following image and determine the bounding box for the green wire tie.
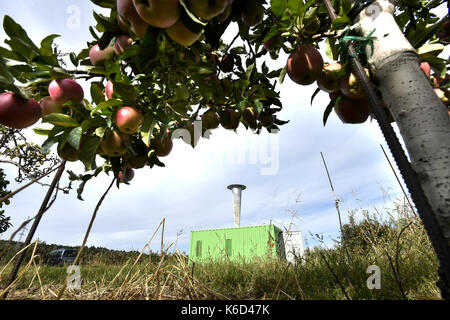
[339,26,376,61]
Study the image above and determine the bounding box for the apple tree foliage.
[0,125,63,232]
[0,0,448,194]
[0,167,12,233]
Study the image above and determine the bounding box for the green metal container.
[189,224,285,262]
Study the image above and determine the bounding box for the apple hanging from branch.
[132,0,180,29]
[0,93,42,129]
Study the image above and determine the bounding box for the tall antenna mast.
[320,152,350,260]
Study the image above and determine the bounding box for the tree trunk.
[353,0,450,297]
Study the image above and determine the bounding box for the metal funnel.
[227,184,246,228]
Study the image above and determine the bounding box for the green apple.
[166,19,202,46]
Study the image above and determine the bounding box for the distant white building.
[283,230,304,263]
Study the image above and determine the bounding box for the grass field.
[0,197,442,300]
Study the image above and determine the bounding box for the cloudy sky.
[0,1,445,255]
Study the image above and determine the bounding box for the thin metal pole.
[320,152,350,262]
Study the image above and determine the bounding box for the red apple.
[153,130,173,157]
[89,44,114,67]
[287,46,324,85]
[132,0,180,28]
[241,0,264,26]
[317,63,342,93]
[220,108,240,130]
[115,106,144,134]
[0,93,42,129]
[217,2,233,23]
[126,155,148,169]
[117,0,149,38]
[219,55,234,73]
[242,105,259,126]
[437,21,450,44]
[334,96,370,124]
[119,167,135,183]
[105,80,114,100]
[264,34,281,52]
[420,62,431,79]
[258,111,274,128]
[202,109,221,130]
[114,35,133,56]
[39,96,63,116]
[58,142,79,162]
[48,78,84,104]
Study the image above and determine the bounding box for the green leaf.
[178,0,208,26]
[3,16,39,51]
[70,52,79,67]
[331,15,351,30]
[310,87,321,105]
[67,126,83,149]
[420,56,447,78]
[0,55,14,84]
[271,0,287,17]
[417,42,445,56]
[42,113,79,127]
[237,99,247,111]
[33,128,53,136]
[3,16,40,62]
[41,136,59,153]
[93,12,121,34]
[254,100,264,113]
[113,81,137,102]
[40,34,60,56]
[90,0,116,8]
[287,0,303,15]
[90,81,105,105]
[79,136,101,171]
[140,115,156,147]
[90,99,122,116]
[50,67,71,79]
[279,65,287,84]
[325,37,339,61]
[245,64,255,80]
[0,46,25,61]
[323,96,340,126]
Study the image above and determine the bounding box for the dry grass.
[0,197,442,300]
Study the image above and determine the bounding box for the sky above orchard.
[0,1,448,255]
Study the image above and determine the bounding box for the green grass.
[0,197,442,300]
